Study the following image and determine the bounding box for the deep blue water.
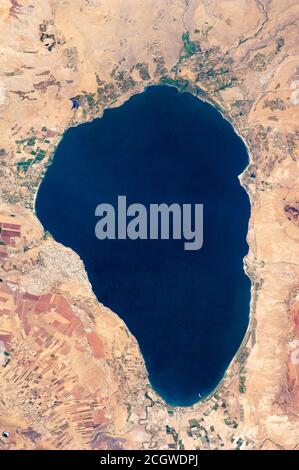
[36,85,251,406]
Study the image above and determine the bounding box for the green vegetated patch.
[160,76,189,93]
[15,127,56,176]
[182,32,198,57]
[176,32,238,95]
[135,62,151,81]
[17,148,47,174]
[160,77,211,104]
[239,375,246,394]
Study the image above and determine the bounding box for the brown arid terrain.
[0,0,298,450]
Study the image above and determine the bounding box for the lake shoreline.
[35,85,251,407]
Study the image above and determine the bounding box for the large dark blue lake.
[36,85,251,406]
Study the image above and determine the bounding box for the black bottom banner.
[0,449,296,467]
